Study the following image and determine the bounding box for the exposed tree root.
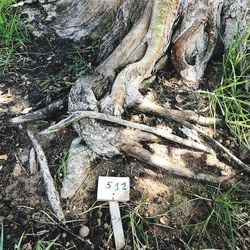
[135,98,222,126]
[192,125,250,173]
[148,143,234,177]
[170,0,223,83]
[10,98,67,124]
[27,130,65,221]
[10,95,220,127]
[100,0,180,116]
[16,0,249,206]
[120,141,234,186]
[41,111,214,154]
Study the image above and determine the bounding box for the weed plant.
[0,0,28,71]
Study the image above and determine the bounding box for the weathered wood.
[135,98,222,126]
[100,0,181,116]
[27,130,65,221]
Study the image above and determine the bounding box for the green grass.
[0,223,3,250]
[33,236,59,250]
[187,186,249,249]
[15,234,59,250]
[201,25,250,150]
[0,0,28,71]
[55,152,69,180]
[124,199,152,249]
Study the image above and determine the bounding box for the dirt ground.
[0,37,249,250]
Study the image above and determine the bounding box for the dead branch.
[27,130,65,221]
[40,111,214,154]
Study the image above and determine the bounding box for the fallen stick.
[11,98,67,124]
[27,130,65,221]
[40,111,214,154]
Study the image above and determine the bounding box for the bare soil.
[0,37,249,250]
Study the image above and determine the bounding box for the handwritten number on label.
[106,181,112,189]
[122,182,127,190]
[105,181,127,191]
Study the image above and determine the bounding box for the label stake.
[109,201,125,249]
[97,176,130,249]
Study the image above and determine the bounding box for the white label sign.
[97,176,130,201]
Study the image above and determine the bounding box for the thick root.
[121,141,234,185]
[96,0,151,71]
[100,0,180,116]
[171,0,223,83]
[148,143,235,178]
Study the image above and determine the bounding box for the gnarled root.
[171,0,223,84]
[41,111,214,154]
[100,0,180,116]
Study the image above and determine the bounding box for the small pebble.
[79,225,90,238]
[12,164,22,177]
[21,220,27,226]
[103,223,109,229]
[20,155,29,164]
[6,234,11,240]
[21,242,32,250]
[62,232,67,238]
[159,216,168,225]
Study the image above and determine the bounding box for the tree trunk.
[18,0,248,198]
